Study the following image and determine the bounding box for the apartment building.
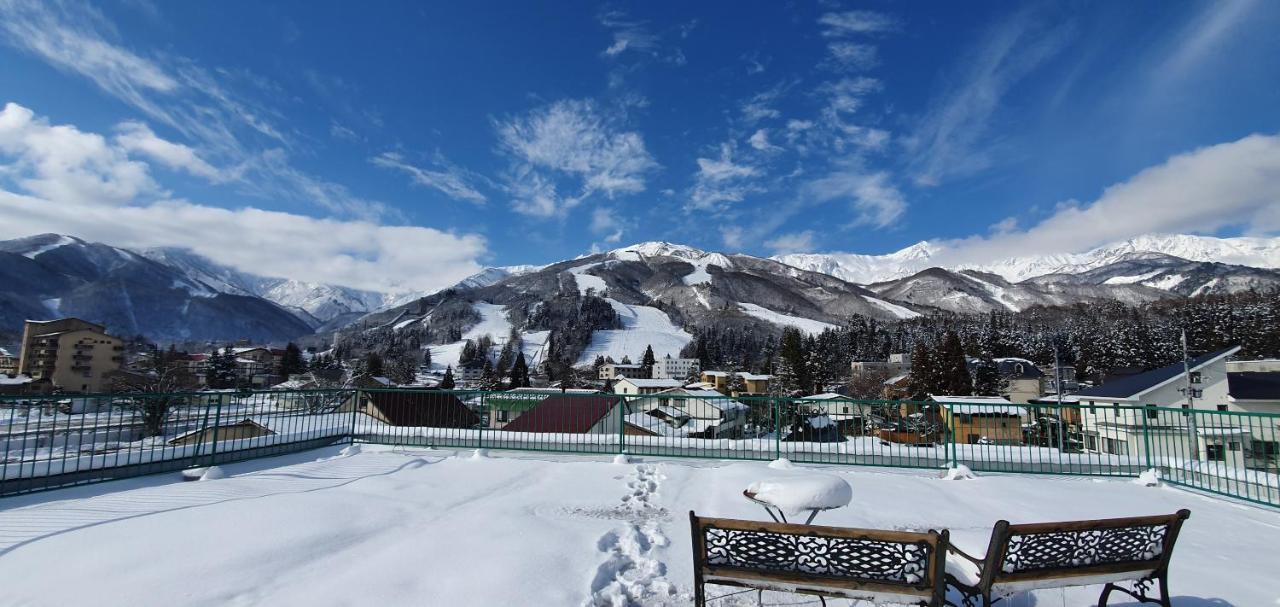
[16,318,123,393]
[651,355,701,380]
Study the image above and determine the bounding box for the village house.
[16,318,123,393]
[167,419,275,446]
[613,376,683,396]
[344,390,481,428]
[700,371,772,395]
[598,362,642,380]
[484,388,599,429]
[624,387,748,438]
[0,346,18,376]
[1074,347,1246,464]
[502,394,655,436]
[799,393,870,435]
[650,355,701,380]
[930,395,1026,445]
[851,353,911,381]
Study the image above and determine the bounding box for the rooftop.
[1076,346,1241,400]
[1,447,1274,606]
[1228,371,1280,401]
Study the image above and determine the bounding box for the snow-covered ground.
[1,447,1275,606]
[425,302,547,370]
[736,302,837,335]
[577,299,693,365]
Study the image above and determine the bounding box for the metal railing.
[3,389,1277,508]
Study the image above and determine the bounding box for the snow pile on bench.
[747,474,852,514]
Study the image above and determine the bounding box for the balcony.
[71,364,91,372]
[72,353,92,362]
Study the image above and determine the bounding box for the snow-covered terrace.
[1,445,1276,606]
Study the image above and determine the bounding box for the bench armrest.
[947,545,986,569]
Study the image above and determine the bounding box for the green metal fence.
[3,389,1278,508]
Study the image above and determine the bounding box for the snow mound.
[1135,468,1161,487]
[747,475,852,514]
[471,449,490,459]
[613,454,632,465]
[339,444,362,457]
[943,465,975,480]
[200,466,226,481]
[767,458,794,470]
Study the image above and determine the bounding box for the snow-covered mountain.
[775,234,1280,284]
[0,234,313,342]
[344,241,926,369]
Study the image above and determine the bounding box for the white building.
[1076,347,1247,465]
[625,387,748,438]
[651,355,701,380]
[851,353,911,380]
[599,363,642,380]
[613,376,684,396]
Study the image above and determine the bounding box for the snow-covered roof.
[801,393,845,400]
[615,377,683,388]
[0,347,11,357]
[884,373,909,385]
[931,395,1024,415]
[702,371,771,381]
[1197,427,1250,437]
[0,374,35,385]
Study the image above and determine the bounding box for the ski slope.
[736,302,837,335]
[576,299,692,365]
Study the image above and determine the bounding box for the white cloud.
[805,168,906,229]
[0,1,382,220]
[688,144,763,211]
[0,102,485,292]
[748,129,780,152]
[0,102,154,205]
[114,121,226,182]
[329,122,359,141]
[765,230,817,255]
[940,133,1280,264]
[906,9,1073,186]
[826,41,878,71]
[740,87,783,123]
[590,207,624,244]
[818,11,899,37]
[371,151,487,205]
[495,99,656,217]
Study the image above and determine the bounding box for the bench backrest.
[979,509,1191,587]
[689,512,948,604]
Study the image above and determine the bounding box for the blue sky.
[0,0,1278,292]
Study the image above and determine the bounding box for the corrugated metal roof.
[1075,347,1240,400]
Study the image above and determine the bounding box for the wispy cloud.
[764,230,817,255]
[597,8,690,65]
[688,143,763,211]
[939,132,1280,264]
[740,86,785,123]
[0,0,385,219]
[371,151,487,205]
[906,8,1074,186]
[818,10,900,37]
[495,98,656,217]
[0,102,486,292]
[825,41,878,71]
[114,121,228,182]
[805,167,906,229]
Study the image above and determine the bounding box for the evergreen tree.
[972,354,999,396]
[936,331,973,395]
[440,366,456,390]
[508,353,531,389]
[278,342,305,379]
[592,355,606,377]
[495,341,515,381]
[774,328,809,395]
[207,346,238,389]
[906,341,934,400]
[640,345,656,379]
[364,351,385,377]
[479,358,501,391]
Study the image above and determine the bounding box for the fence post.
[477,391,486,451]
[618,396,626,456]
[208,393,224,467]
[349,389,361,444]
[1141,404,1153,470]
[947,404,956,469]
[773,398,781,461]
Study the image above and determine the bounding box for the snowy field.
[577,298,693,364]
[2,446,1277,606]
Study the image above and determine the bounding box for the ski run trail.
[586,463,683,607]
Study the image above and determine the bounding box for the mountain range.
[1,232,1277,346]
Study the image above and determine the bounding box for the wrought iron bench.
[946,509,1191,607]
[689,512,950,606]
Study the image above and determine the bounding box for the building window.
[1146,406,1158,419]
[1205,444,1225,461]
[1190,371,1202,384]
[1216,405,1228,412]
[1229,441,1241,452]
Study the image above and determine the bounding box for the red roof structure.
[501,394,622,433]
[365,391,480,427]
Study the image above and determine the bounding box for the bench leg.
[1097,576,1169,607]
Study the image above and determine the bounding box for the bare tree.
[107,350,198,437]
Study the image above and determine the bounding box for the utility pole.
[1181,330,1199,460]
